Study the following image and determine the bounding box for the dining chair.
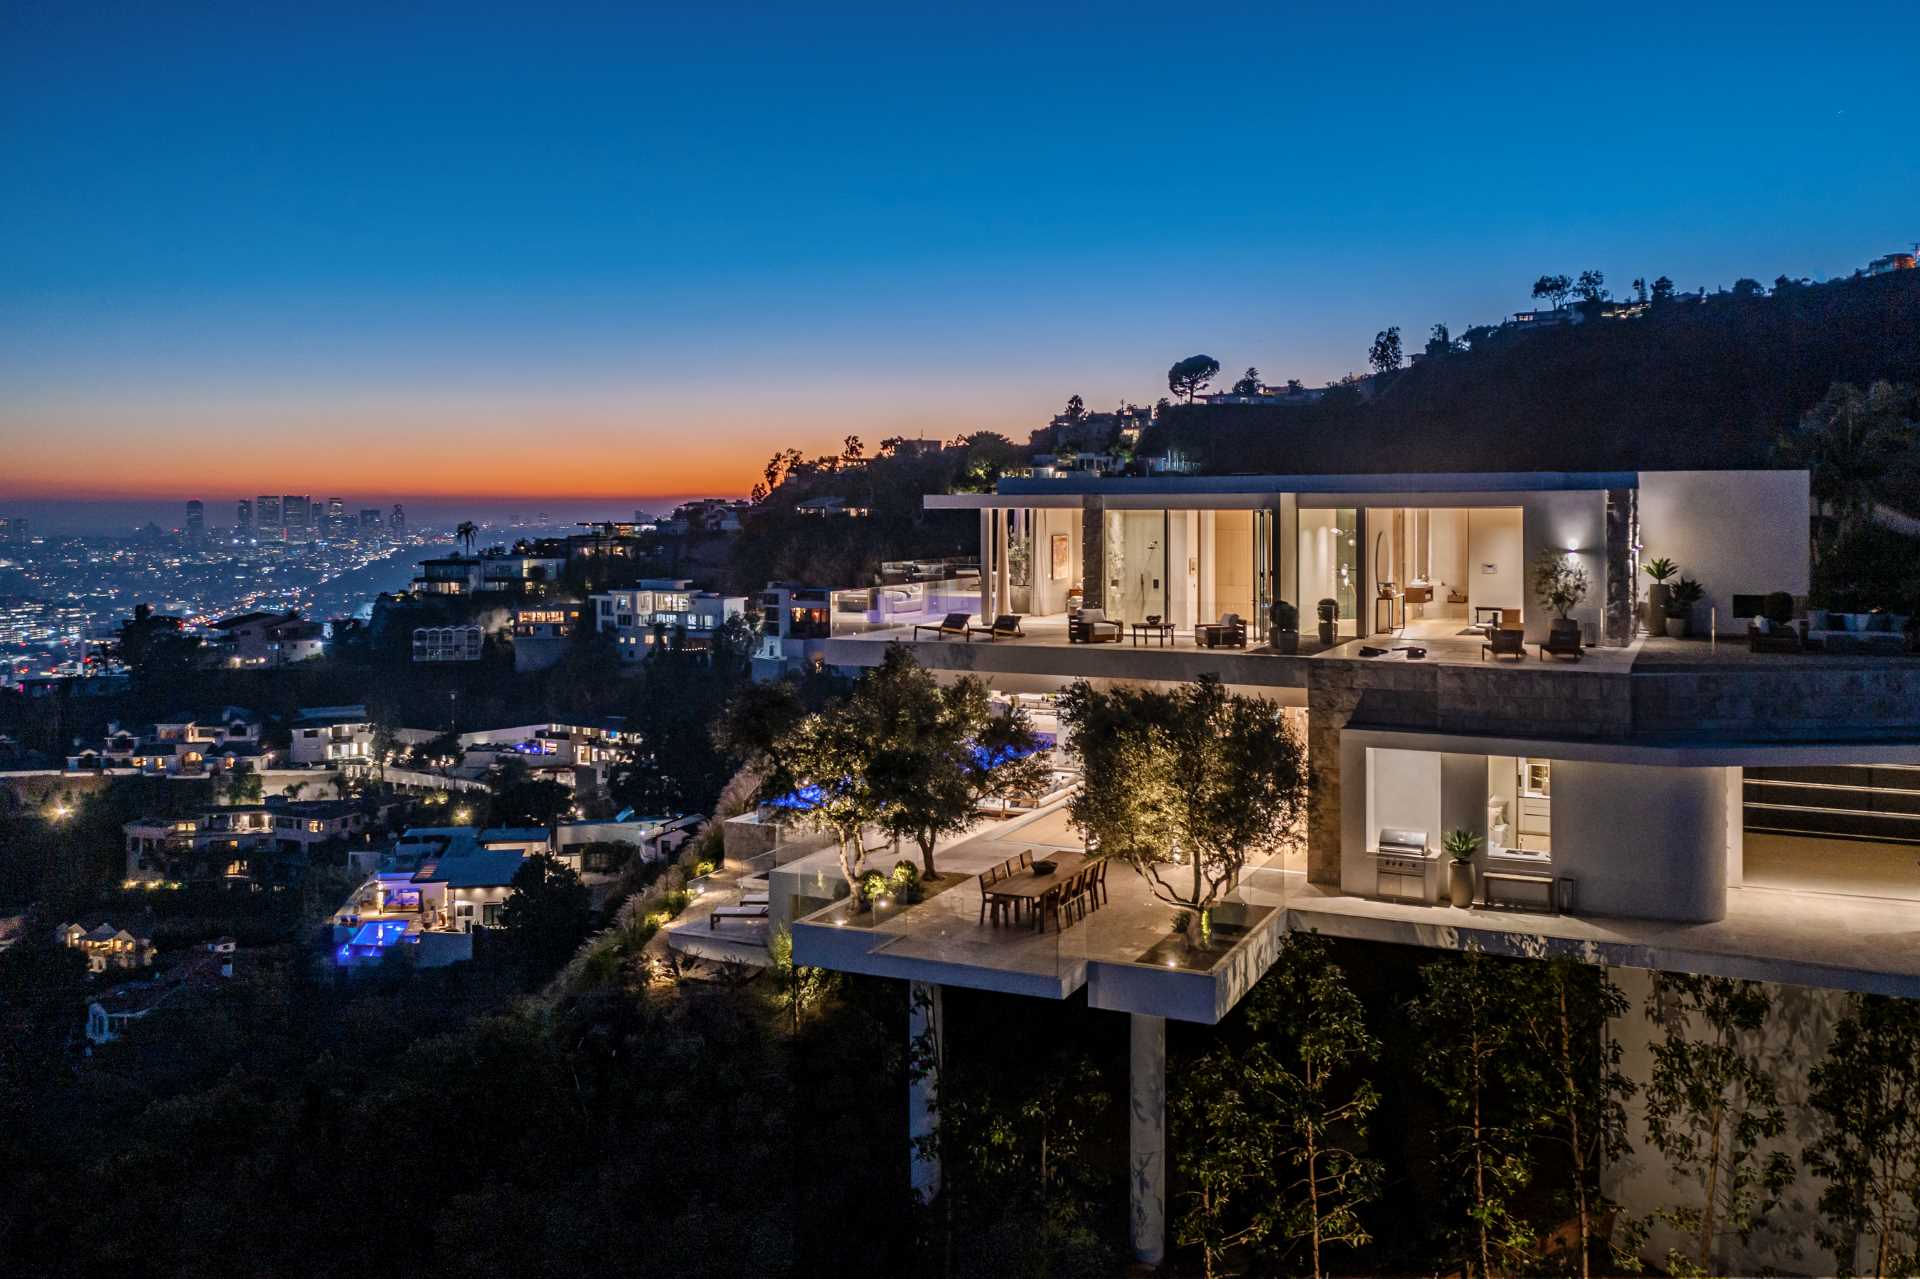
[978,864,1004,925]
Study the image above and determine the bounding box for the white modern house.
[288,705,376,766]
[778,463,1920,1269]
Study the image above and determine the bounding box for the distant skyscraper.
[255,494,281,529]
[389,503,406,535]
[185,500,205,544]
[236,498,253,535]
[0,516,27,546]
[359,507,381,529]
[327,497,345,533]
[282,495,310,532]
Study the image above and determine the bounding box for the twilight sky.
[3,1,1917,526]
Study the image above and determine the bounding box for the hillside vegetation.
[1146,271,1920,476]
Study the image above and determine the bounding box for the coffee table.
[1131,622,1175,647]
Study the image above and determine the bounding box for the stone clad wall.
[1631,663,1920,739]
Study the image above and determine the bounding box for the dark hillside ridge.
[1146,271,1920,475]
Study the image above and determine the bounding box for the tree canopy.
[1168,354,1221,402]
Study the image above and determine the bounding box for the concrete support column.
[994,509,1011,623]
[978,509,994,621]
[909,981,944,1203]
[1129,1013,1167,1266]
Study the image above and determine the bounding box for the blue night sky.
[2,0,1916,524]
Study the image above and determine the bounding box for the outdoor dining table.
[981,851,1089,931]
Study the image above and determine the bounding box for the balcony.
[789,802,1296,1023]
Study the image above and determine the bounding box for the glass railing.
[829,578,983,636]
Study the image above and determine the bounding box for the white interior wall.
[1467,508,1524,612]
[1638,470,1811,626]
[1429,509,1471,612]
[1550,760,1728,921]
[1366,748,1441,850]
[1214,509,1255,623]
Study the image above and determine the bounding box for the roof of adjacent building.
[414,848,524,888]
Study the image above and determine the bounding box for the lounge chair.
[1069,608,1123,643]
[709,903,768,929]
[1196,613,1247,649]
[912,612,973,641]
[969,614,1025,641]
[1482,628,1525,661]
[1538,629,1584,661]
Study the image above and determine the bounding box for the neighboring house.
[56,920,155,972]
[793,495,870,517]
[590,585,747,661]
[658,499,748,535]
[413,625,485,662]
[288,705,375,766]
[511,603,582,673]
[208,611,328,666]
[85,940,235,1045]
[123,798,375,885]
[328,829,552,966]
[1865,248,1917,276]
[69,707,270,777]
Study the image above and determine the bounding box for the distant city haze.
[3,5,1916,508]
[0,496,708,536]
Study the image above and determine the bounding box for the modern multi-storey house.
[287,705,376,766]
[777,462,1920,1269]
[591,582,747,660]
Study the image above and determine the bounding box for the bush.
[1763,591,1796,624]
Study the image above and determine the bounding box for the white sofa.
[1803,610,1911,653]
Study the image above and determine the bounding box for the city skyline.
[4,2,1917,509]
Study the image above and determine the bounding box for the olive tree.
[1059,676,1306,949]
[862,646,1047,878]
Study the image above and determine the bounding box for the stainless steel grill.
[1374,829,1433,902]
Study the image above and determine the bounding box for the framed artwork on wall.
[1050,533,1069,581]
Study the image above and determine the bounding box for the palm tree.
[455,520,478,556]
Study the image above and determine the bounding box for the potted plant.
[1269,599,1300,654]
[1316,597,1338,647]
[1443,830,1480,907]
[1664,577,1705,638]
[1532,550,1590,646]
[1643,557,1678,632]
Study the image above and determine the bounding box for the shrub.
[1269,599,1299,631]
[1763,591,1796,624]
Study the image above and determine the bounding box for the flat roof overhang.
[927,470,1641,511]
[1343,725,1920,767]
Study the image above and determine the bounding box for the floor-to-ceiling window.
[1297,507,1360,637]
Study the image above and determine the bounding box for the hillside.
[1145,270,1920,475]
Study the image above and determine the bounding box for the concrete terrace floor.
[1289,876,1920,997]
[792,803,1292,1000]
